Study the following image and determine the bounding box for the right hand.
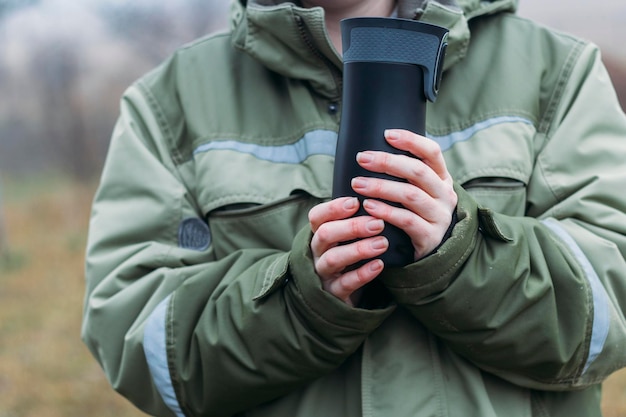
[308,197,389,306]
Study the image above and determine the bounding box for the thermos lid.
[341,17,449,102]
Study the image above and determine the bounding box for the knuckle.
[405,188,423,203]
[400,215,418,231]
[381,152,392,167]
[423,141,440,159]
[315,225,333,245]
[410,162,426,178]
[355,267,372,284]
[374,180,386,194]
[314,256,331,275]
[323,251,342,270]
[356,239,370,255]
[399,218,413,230]
[338,277,354,293]
[356,238,377,256]
[350,218,362,236]
[423,225,443,247]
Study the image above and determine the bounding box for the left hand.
[351,129,458,261]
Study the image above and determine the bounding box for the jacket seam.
[136,80,185,166]
[361,339,373,417]
[533,40,587,211]
[176,31,232,52]
[166,291,190,417]
[135,80,206,226]
[530,391,550,417]
[537,40,586,135]
[533,144,561,208]
[428,335,448,417]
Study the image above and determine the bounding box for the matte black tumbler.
[332,18,449,268]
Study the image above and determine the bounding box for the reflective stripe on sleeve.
[542,218,610,374]
[144,295,185,417]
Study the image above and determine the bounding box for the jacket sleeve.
[380,43,626,390]
[81,82,394,417]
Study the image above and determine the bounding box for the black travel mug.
[332,17,449,268]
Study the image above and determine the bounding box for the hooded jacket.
[82,0,626,416]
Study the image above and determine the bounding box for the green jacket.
[82,0,626,416]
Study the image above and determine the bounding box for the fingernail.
[363,199,378,210]
[369,259,383,272]
[351,177,367,189]
[343,197,357,210]
[356,151,374,163]
[385,129,400,140]
[371,237,388,250]
[366,219,384,232]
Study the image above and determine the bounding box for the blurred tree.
[30,40,94,179]
[97,1,227,62]
[0,1,229,181]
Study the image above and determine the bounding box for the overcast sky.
[518,0,626,59]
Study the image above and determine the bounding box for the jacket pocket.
[207,192,323,260]
[462,176,527,217]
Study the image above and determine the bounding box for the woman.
[82,1,626,416]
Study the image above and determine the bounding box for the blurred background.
[0,1,624,416]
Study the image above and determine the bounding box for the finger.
[362,198,452,258]
[311,216,385,257]
[356,151,450,201]
[316,236,388,279]
[351,176,449,222]
[308,197,359,233]
[325,259,384,305]
[384,129,451,180]
[361,199,430,239]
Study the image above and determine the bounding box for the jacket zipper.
[294,14,343,101]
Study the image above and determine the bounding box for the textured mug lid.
[341,17,449,102]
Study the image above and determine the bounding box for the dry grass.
[0,176,145,417]
[0,176,624,416]
[603,370,626,417]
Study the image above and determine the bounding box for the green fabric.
[82,1,626,416]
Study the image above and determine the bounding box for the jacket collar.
[231,0,517,99]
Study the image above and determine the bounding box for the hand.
[351,129,457,260]
[308,197,388,306]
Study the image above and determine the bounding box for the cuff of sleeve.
[379,183,480,303]
[288,225,395,335]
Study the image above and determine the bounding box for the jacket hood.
[230,0,518,98]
